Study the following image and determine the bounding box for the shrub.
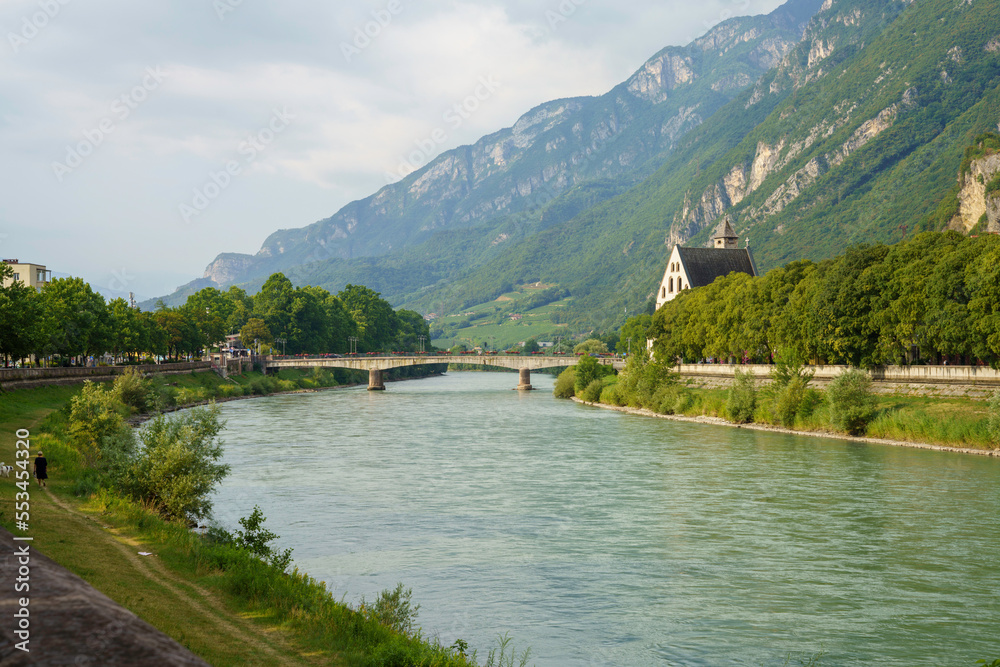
[68,381,128,465]
[828,368,878,435]
[581,379,604,403]
[234,505,293,572]
[360,583,421,636]
[600,382,624,406]
[218,383,245,398]
[726,369,758,424]
[987,391,1000,448]
[120,404,229,522]
[112,368,155,414]
[652,383,683,415]
[31,432,82,478]
[553,367,576,398]
[775,375,809,428]
[277,379,299,393]
[574,354,611,393]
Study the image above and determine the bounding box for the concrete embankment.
[571,397,1000,458]
[676,363,1000,398]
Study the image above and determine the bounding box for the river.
[210,372,1000,666]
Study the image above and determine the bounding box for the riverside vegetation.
[555,349,1000,451]
[0,369,530,666]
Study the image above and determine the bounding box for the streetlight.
[275,337,286,357]
[348,336,359,354]
[417,335,427,354]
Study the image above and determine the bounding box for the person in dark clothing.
[33,451,47,488]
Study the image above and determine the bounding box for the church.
[655,217,758,310]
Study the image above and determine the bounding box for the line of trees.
[0,265,430,366]
[649,231,1000,369]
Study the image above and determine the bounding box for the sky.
[0,0,786,302]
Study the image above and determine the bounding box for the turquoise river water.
[210,372,1000,666]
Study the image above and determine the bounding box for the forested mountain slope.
[397,0,1000,331]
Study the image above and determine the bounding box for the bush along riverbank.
[555,352,1000,454]
[0,369,530,666]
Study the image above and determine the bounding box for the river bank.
[0,369,476,666]
[572,396,1000,457]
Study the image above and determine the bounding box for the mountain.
[154,0,1000,347]
[397,0,1000,330]
[149,0,823,307]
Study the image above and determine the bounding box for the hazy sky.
[0,0,785,301]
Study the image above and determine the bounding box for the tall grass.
[87,490,511,666]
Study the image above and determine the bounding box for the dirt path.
[41,489,317,667]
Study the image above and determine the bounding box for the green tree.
[338,284,400,352]
[726,369,757,424]
[574,354,610,393]
[120,404,229,521]
[617,314,652,357]
[240,318,271,351]
[253,273,295,344]
[108,298,147,362]
[395,309,430,352]
[0,263,43,365]
[573,339,608,355]
[38,277,111,361]
[827,368,878,436]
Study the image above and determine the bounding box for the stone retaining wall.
[0,362,212,391]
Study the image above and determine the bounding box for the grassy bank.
[555,358,1000,452]
[0,370,522,667]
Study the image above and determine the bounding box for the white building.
[654,218,757,310]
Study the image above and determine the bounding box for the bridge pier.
[368,369,386,391]
[517,367,533,391]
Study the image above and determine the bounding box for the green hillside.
[392,0,1000,338]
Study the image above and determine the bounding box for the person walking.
[33,451,47,488]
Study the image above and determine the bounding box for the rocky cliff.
[949,152,1000,233]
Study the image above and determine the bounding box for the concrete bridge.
[266,355,625,391]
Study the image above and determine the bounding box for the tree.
[574,339,608,355]
[0,263,43,365]
[301,286,355,353]
[253,273,295,342]
[617,314,652,357]
[108,298,146,362]
[827,368,877,435]
[574,354,610,393]
[120,404,229,521]
[38,277,111,361]
[338,284,399,352]
[395,309,430,352]
[181,287,230,349]
[239,318,271,351]
[522,338,541,354]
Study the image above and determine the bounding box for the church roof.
[713,217,737,239]
[676,247,756,288]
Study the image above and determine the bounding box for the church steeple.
[713,216,739,249]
